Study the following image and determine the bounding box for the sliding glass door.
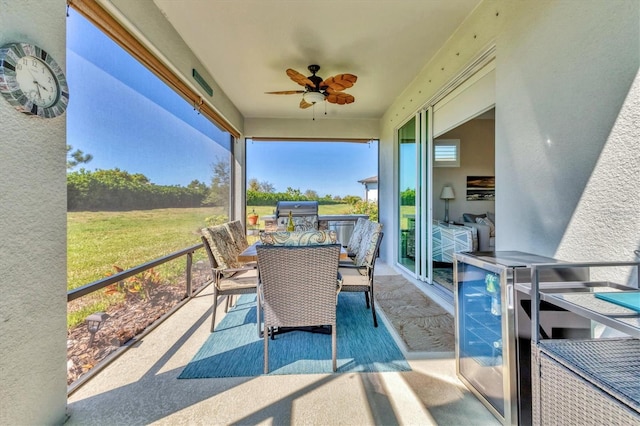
[397,117,417,272]
[396,58,496,294]
[397,112,431,281]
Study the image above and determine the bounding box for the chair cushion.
[346,217,369,255]
[259,230,337,246]
[203,225,242,276]
[224,220,249,252]
[338,266,370,290]
[217,267,258,291]
[354,221,382,267]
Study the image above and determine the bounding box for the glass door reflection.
[397,117,417,273]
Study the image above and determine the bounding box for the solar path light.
[86,312,109,347]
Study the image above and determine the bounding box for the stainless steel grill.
[275,201,319,218]
[275,201,319,227]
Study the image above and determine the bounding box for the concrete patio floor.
[65,264,499,425]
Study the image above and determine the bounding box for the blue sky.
[66,10,378,198]
[247,140,377,197]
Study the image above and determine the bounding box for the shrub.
[349,201,378,221]
[104,266,163,300]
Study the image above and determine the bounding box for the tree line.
[67,168,216,211]
[66,146,370,211]
[66,167,367,212]
[67,149,230,211]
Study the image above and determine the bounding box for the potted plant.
[247,209,259,226]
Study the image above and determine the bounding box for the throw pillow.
[463,213,486,223]
[486,211,496,223]
[260,230,338,246]
[476,217,496,237]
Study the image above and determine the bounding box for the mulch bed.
[67,269,210,385]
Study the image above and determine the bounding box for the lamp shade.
[303,91,325,104]
[440,185,455,200]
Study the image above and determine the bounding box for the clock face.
[0,42,69,118]
[15,56,59,108]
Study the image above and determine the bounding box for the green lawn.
[67,204,354,327]
[68,204,352,291]
[67,207,223,291]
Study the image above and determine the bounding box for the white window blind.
[434,139,460,167]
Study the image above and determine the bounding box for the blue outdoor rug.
[179,292,411,378]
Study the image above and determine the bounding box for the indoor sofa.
[461,212,495,252]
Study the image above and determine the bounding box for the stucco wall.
[0,0,68,424]
[496,0,639,283]
[379,0,639,285]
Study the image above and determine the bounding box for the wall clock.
[0,42,69,118]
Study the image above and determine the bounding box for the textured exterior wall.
[379,1,639,285]
[0,0,68,424]
[496,0,639,283]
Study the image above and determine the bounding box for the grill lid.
[275,200,319,217]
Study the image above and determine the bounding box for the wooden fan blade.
[326,92,355,105]
[287,68,316,88]
[265,90,305,95]
[321,73,357,92]
[299,98,313,109]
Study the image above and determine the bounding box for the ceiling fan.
[265,64,357,109]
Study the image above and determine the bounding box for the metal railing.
[67,242,210,395]
[68,243,204,302]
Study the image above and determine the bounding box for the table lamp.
[440,185,455,223]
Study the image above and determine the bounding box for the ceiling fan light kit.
[267,64,357,116]
[303,91,325,105]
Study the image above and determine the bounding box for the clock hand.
[28,70,47,90]
[34,82,43,101]
[34,80,49,91]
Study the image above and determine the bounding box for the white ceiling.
[153,0,482,120]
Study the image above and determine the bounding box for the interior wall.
[433,117,495,222]
[0,0,68,424]
[495,0,639,283]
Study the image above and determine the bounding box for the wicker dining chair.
[257,244,341,373]
[338,229,383,327]
[201,225,258,334]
